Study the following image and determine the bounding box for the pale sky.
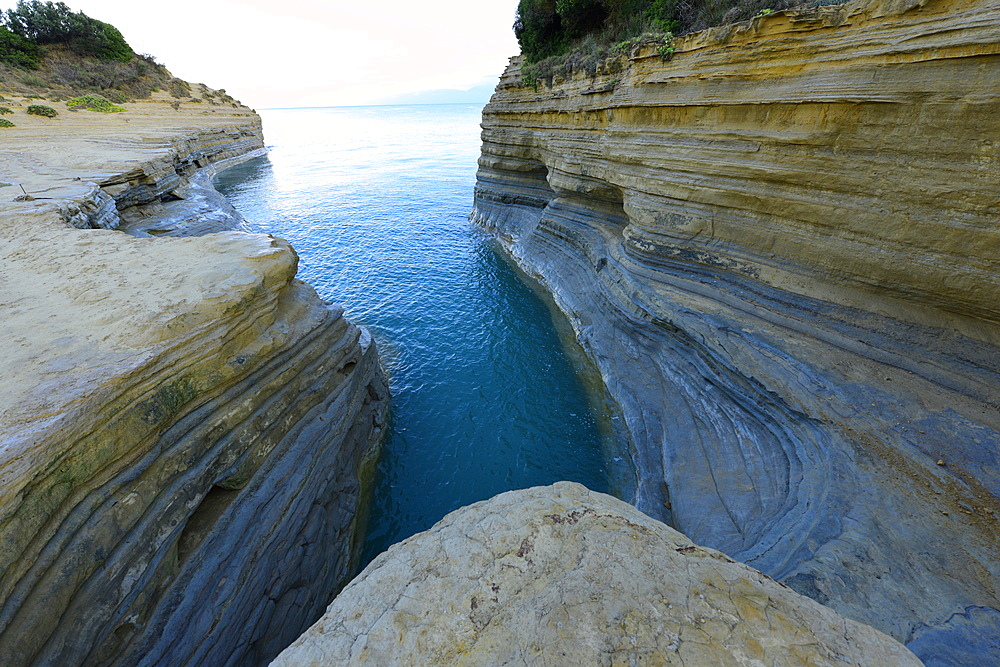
[2,0,522,108]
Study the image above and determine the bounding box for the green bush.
[643,0,680,32]
[0,25,39,67]
[0,106,11,114]
[514,0,564,61]
[26,103,56,116]
[522,67,539,90]
[3,1,134,61]
[514,0,792,63]
[66,93,123,111]
[0,117,14,126]
[82,20,132,62]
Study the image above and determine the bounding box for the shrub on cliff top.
[514,0,676,62]
[26,102,56,116]
[34,47,172,99]
[0,25,40,68]
[3,1,134,62]
[0,117,14,126]
[0,3,172,102]
[0,106,12,114]
[514,0,797,63]
[66,92,123,111]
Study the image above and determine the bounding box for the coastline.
[0,93,388,664]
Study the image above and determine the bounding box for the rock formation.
[0,97,387,665]
[473,0,1000,661]
[273,482,921,666]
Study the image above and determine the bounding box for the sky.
[2,0,522,108]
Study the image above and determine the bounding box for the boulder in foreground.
[273,482,920,665]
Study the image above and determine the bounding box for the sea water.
[214,104,630,565]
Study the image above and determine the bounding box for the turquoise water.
[214,104,630,564]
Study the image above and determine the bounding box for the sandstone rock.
[273,482,921,666]
[0,98,387,665]
[473,0,1000,661]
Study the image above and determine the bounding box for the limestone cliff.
[473,0,1000,661]
[0,97,387,665]
[272,482,921,665]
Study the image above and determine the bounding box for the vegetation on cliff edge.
[2,1,133,65]
[513,0,828,85]
[515,0,805,62]
[0,1,189,102]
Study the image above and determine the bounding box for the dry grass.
[0,46,177,101]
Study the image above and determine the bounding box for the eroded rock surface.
[0,98,387,665]
[473,0,999,661]
[273,482,920,666]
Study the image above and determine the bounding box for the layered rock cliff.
[473,0,1000,661]
[273,482,921,665]
[0,98,387,665]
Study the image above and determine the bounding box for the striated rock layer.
[0,98,387,665]
[273,482,921,666]
[473,0,1000,661]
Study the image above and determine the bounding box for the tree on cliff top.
[514,0,612,61]
[514,0,796,62]
[3,1,134,63]
[0,2,175,102]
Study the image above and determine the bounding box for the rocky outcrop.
[273,482,921,665]
[0,100,387,665]
[473,0,1000,661]
[103,121,268,237]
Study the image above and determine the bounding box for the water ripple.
[214,105,628,565]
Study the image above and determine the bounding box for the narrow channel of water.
[214,104,631,565]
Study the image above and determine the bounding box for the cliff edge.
[473,0,999,661]
[0,95,387,664]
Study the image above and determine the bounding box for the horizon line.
[257,101,489,111]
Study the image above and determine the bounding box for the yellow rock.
[0,96,387,665]
[473,0,1000,660]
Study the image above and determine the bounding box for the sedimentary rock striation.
[473,0,1000,661]
[0,98,387,665]
[273,482,921,666]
